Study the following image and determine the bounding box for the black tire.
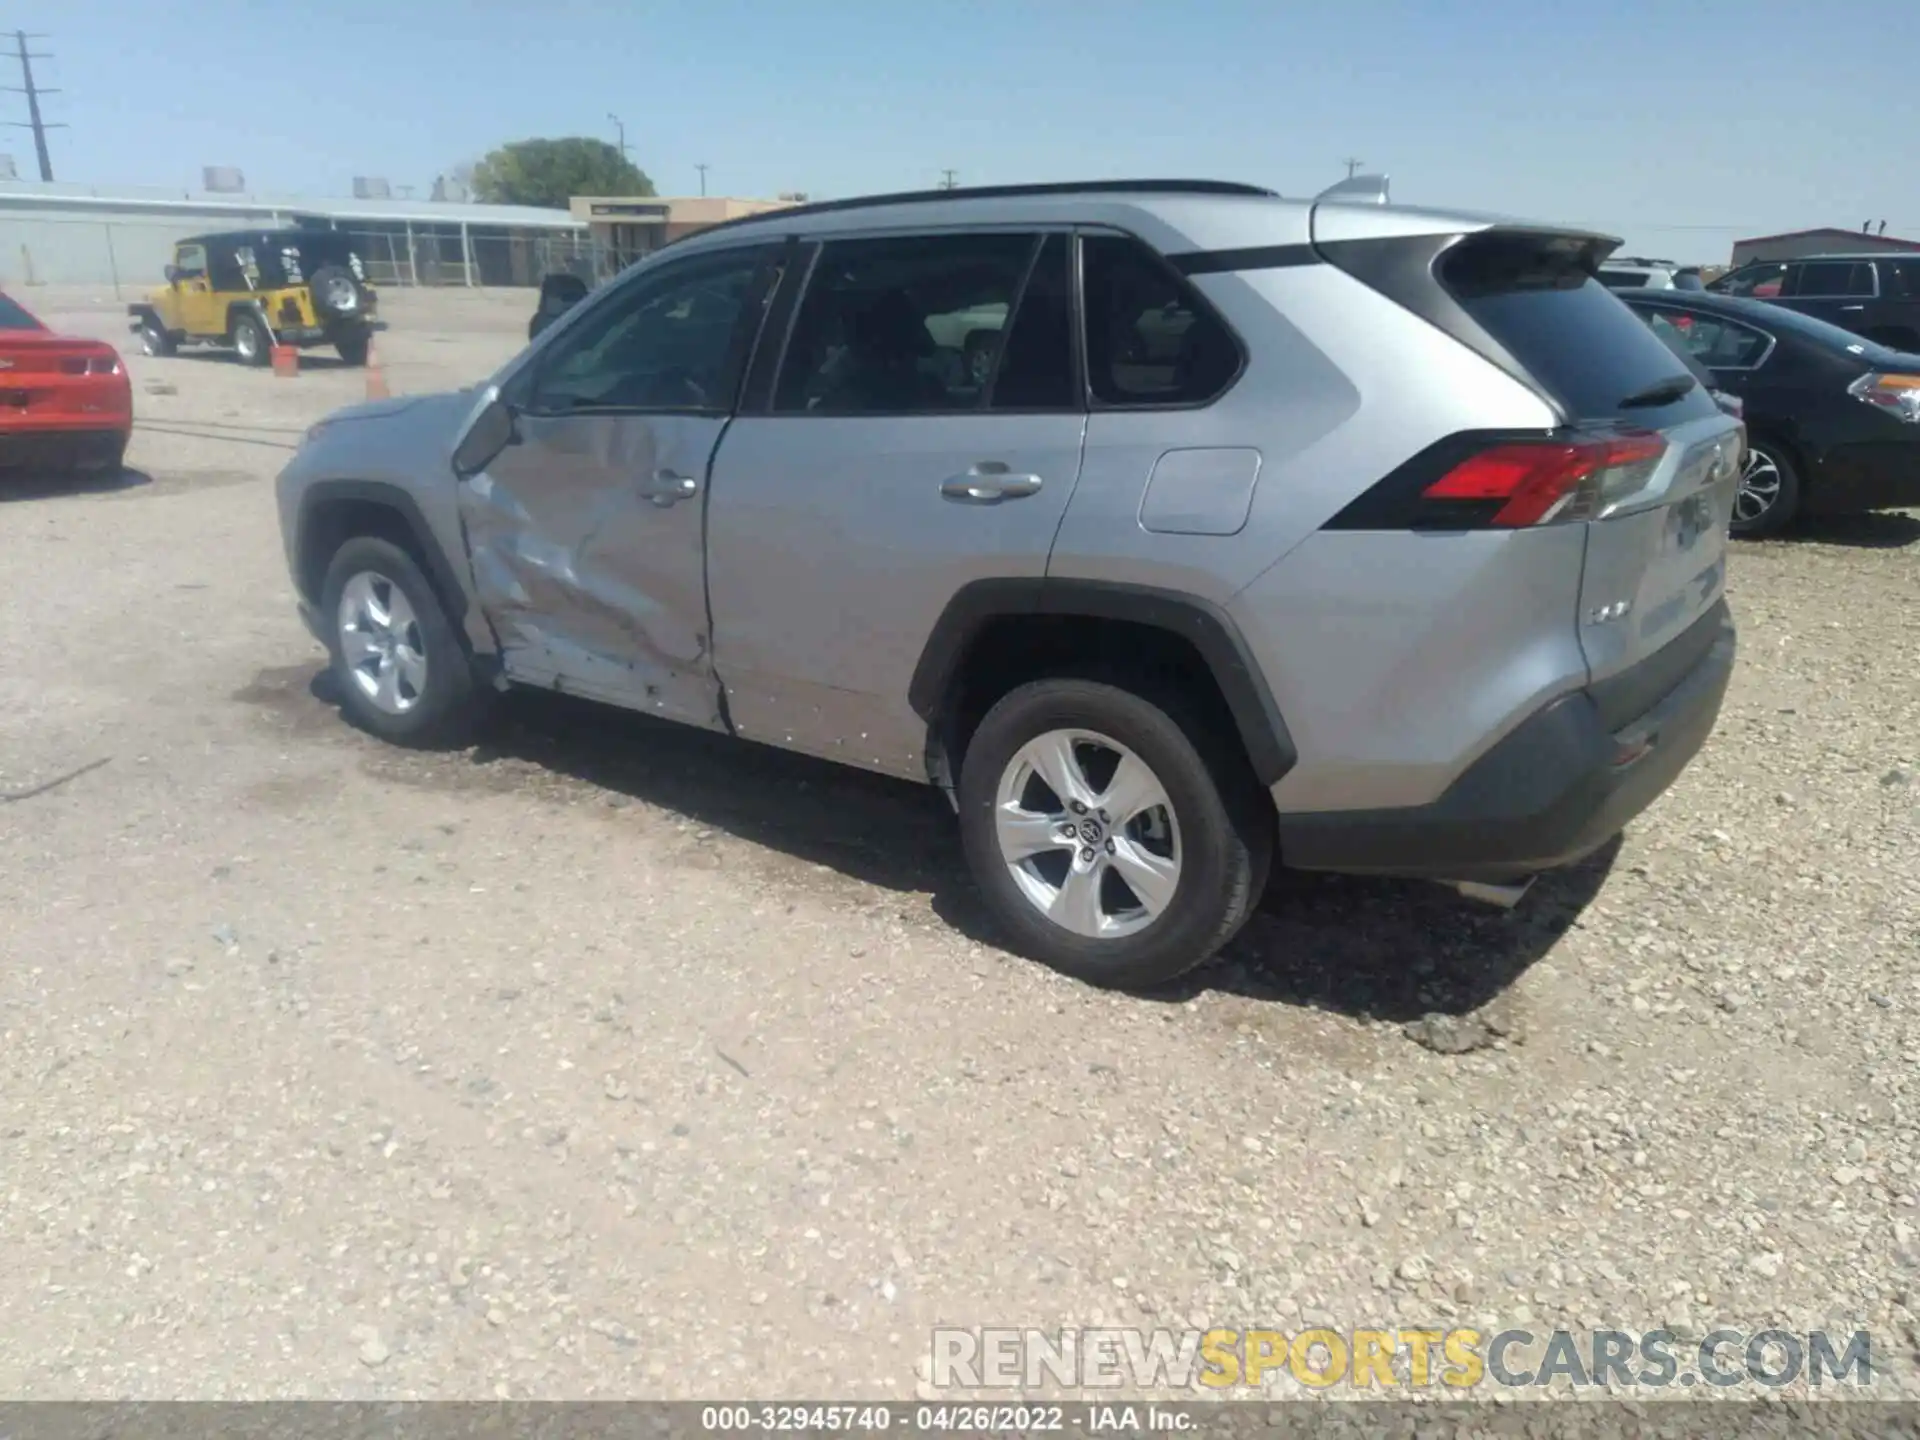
[334,330,370,366]
[1732,437,1802,538]
[310,265,367,321]
[138,319,175,358]
[318,536,485,748]
[230,311,270,367]
[957,677,1272,990]
[76,435,128,475]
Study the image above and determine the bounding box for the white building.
[0,182,589,293]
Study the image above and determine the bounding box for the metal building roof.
[0,181,585,230]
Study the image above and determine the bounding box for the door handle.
[940,461,1043,504]
[1841,304,1866,311]
[638,469,698,505]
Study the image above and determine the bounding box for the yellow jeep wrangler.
[127,228,382,367]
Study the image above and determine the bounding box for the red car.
[0,290,132,474]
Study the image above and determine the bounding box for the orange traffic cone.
[364,337,390,401]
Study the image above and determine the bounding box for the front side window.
[1080,234,1241,406]
[773,233,1037,415]
[527,247,769,414]
[174,245,208,280]
[1715,262,1788,298]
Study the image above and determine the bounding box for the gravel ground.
[0,284,1916,1403]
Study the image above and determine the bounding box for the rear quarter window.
[1440,234,1717,424]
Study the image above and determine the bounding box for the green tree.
[471,138,655,210]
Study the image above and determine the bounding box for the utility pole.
[1341,156,1364,179]
[939,168,958,190]
[3,31,62,182]
[694,163,708,197]
[608,113,629,161]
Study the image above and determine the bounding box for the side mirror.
[452,395,517,478]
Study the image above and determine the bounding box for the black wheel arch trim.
[908,577,1298,786]
[294,480,474,636]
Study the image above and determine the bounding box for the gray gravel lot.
[1,284,1917,1402]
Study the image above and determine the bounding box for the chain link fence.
[336,227,628,290]
[0,213,635,293]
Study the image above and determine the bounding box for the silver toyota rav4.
[275,179,1741,989]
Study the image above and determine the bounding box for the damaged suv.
[130,229,381,367]
[276,180,1741,988]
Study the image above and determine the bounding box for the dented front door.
[457,243,777,729]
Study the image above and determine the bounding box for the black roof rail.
[662,179,1280,249]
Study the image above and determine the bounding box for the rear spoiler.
[1315,173,1391,206]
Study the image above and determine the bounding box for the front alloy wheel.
[995,729,1181,939]
[1731,442,1801,537]
[318,535,483,747]
[336,571,428,716]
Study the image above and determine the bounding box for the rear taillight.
[1416,431,1667,528]
[56,354,122,377]
[1850,372,1920,424]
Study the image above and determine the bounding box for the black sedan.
[1618,288,1920,537]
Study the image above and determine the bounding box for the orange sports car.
[0,290,132,474]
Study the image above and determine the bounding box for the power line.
[2,30,63,182]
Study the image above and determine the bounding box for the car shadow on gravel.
[0,466,153,502]
[468,689,1608,1021]
[1788,511,1920,548]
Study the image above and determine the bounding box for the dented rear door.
[457,243,779,729]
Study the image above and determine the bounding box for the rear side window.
[1081,234,1241,406]
[773,233,1036,415]
[988,234,1076,411]
[1438,233,1716,423]
[1638,307,1772,369]
[1599,269,1651,289]
[0,293,42,330]
[1793,261,1875,298]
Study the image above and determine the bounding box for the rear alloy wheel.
[1732,441,1801,538]
[958,678,1269,989]
[319,536,481,747]
[231,312,270,367]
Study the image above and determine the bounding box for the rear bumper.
[1277,601,1735,883]
[0,426,130,469]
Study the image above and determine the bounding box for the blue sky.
[21,0,1909,262]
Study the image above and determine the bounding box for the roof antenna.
[1316,172,1390,205]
